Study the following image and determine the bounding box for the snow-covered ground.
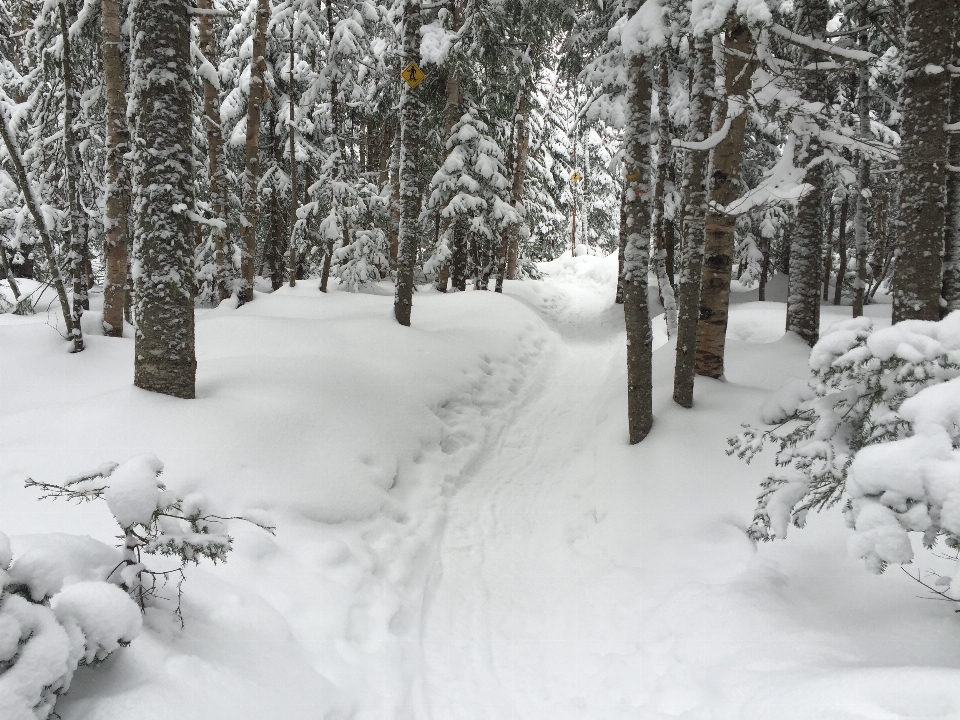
[2,256,959,719]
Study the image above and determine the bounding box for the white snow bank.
[1,280,554,719]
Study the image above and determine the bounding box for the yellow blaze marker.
[571,171,582,182]
[401,62,425,89]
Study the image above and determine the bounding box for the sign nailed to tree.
[401,62,425,89]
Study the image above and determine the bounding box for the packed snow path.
[420,268,636,717]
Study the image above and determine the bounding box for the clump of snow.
[621,0,668,58]
[102,454,165,529]
[51,582,142,665]
[0,534,141,720]
[690,0,772,36]
[6,534,124,602]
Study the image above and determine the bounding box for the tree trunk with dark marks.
[695,19,756,378]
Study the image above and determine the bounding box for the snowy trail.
[419,265,642,718]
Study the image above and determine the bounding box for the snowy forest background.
[2,0,960,718]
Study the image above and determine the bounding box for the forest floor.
[2,255,960,719]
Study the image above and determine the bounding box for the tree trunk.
[852,30,871,318]
[652,49,677,336]
[197,0,230,301]
[892,0,951,323]
[102,0,131,335]
[942,14,960,315]
[0,103,79,348]
[785,0,827,347]
[59,1,86,332]
[394,0,423,326]
[622,51,654,444]
[389,125,401,271]
[695,18,756,378]
[759,232,770,301]
[506,84,531,282]
[288,23,297,288]
[616,183,626,304]
[440,27,464,291]
[673,32,715,408]
[239,0,270,303]
[130,0,196,398]
[833,195,849,305]
[822,202,835,301]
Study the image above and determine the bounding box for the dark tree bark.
[239,0,270,303]
[833,195,849,306]
[60,1,87,329]
[673,32,715,408]
[394,0,424,326]
[288,21,297,288]
[785,0,827,347]
[892,0,951,323]
[852,24,872,318]
[622,51,654,444]
[101,0,131,335]
[942,11,960,315]
[695,18,757,378]
[197,0,230,301]
[130,0,196,398]
[822,202,835,301]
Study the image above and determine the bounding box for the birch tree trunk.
[0,102,79,349]
[673,32,715,408]
[101,0,130,334]
[394,0,423,326]
[197,0,230,301]
[130,0,196,398]
[892,0,951,323]
[651,49,677,336]
[695,18,756,378]
[622,51,654,444]
[239,0,270,303]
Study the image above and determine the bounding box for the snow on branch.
[621,0,668,58]
[769,24,876,63]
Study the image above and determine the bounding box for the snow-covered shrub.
[332,227,390,291]
[0,531,141,720]
[25,454,275,613]
[730,314,960,582]
[0,454,275,718]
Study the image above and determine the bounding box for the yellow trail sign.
[401,62,425,89]
[570,171,582,182]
